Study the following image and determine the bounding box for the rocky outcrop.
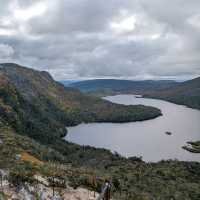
[0,174,99,200]
[0,63,161,145]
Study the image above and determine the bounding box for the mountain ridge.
[68,78,178,94]
[69,77,200,110]
[0,63,161,144]
[145,76,200,110]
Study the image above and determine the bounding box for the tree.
[8,162,36,191]
[44,162,66,197]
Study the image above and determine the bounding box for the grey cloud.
[17,0,41,8]
[0,0,199,80]
[0,43,14,59]
[28,0,134,35]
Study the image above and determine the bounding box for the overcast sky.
[0,0,200,80]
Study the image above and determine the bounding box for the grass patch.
[20,152,44,166]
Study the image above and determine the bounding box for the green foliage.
[0,192,6,200]
[68,79,176,94]
[0,64,161,145]
[145,77,200,110]
[43,163,66,187]
[0,125,200,200]
[0,64,199,199]
[8,161,36,188]
[71,77,200,111]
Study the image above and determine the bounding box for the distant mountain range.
[69,77,200,110]
[68,79,178,93]
[61,80,81,85]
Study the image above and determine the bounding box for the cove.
[65,95,200,162]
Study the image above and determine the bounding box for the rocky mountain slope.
[69,77,200,110]
[0,63,199,199]
[0,63,161,144]
[68,79,177,96]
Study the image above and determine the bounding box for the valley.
[69,77,200,111]
[69,78,200,155]
[0,63,199,199]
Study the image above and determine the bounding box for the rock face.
[1,178,99,200]
[1,170,99,200]
[62,188,99,200]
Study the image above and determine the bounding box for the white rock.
[51,195,63,200]
[11,194,19,200]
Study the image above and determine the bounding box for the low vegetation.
[68,79,177,94]
[144,77,200,110]
[0,63,200,199]
[0,125,200,199]
[69,77,200,111]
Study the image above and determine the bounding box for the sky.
[0,0,200,80]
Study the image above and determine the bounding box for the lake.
[65,95,200,162]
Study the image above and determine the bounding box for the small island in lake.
[182,141,200,153]
[165,131,172,135]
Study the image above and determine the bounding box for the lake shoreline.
[65,94,200,162]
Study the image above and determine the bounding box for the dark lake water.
[65,95,200,162]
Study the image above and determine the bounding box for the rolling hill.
[145,76,200,110]
[0,63,161,144]
[68,79,177,95]
[69,77,200,110]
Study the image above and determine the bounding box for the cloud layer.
[0,0,200,80]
